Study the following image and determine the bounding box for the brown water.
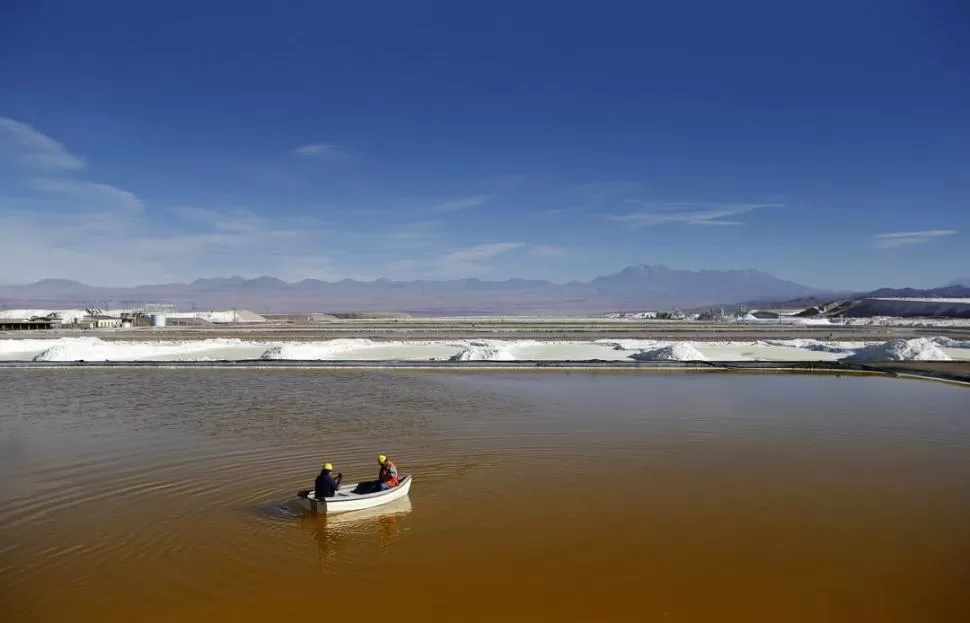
[1,370,969,622]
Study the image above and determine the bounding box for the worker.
[377,454,399,489]
[349,454,402,495]
[314,462,343,499]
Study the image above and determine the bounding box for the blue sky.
[1,0,967,289]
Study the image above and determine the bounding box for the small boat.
[297,474,412,514]
[324,497,413,527]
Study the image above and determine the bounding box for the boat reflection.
[301,497,413,559]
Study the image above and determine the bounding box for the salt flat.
[3,316,969,362]
[1,335,968,363]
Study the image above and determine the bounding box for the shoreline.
[3,359,969,386]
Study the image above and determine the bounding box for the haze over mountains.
[0,265,825,314]
[1,265,964,314]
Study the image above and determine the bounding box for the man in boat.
[314,462,343,499]
[352,454,400,494]
[377,454,399,490]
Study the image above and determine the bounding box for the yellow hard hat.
[322,462,333,471]
[378,454,387,463]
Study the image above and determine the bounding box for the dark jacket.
[314,470,340,499]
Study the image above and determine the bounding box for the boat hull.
[299,474,412,514]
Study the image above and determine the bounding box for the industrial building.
[0,319,57,331]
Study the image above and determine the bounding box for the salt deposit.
[30,337,255,362]
[448,341,517,361]
[840,338,952,362]
[735,314,835,326]
[167,310,265,323]
[629,343,708,361]
[596,339,669,351]
[260,339,384,360]
[844,317,970,328]
[0,309,90,323]
[1,336,968,363]
[930,336,970,349]
[0,338,75,356]
[446,340,616,361]
[759,339,864,354]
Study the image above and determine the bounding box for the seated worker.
[314,462,343,499]
[377,454,399,490]
[352,454,400,494]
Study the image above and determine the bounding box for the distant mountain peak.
[190,276,246,286]
[31,278,84,287]
[622,263,670,273]
[245,276,288,285]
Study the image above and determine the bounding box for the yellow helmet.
[378,454,387,463]
[322,462,333,471]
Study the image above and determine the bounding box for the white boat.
[324,497,413,527]
[297,474,412,514]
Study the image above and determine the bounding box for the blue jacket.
[315,470,340,498]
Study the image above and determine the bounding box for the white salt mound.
[31,337,248,362]
[0,339,69,356]
[840,338,951,362]
[760,339,861,354]
[260,339,379,360]
[448,340,515,361]
[931,336,970,349]
[167,309,266,323]
[595,339,667,351]
[630,342,708,361]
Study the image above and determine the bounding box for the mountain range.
[741,284,970,312]
[2,265,964,314]
[0,265,826,314]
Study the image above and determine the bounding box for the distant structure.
[605,311,659,319]
[72,309,123,329]
[605,308,689,320]
[0,304,266,330]
[797,297,970,319]
[143,303,176,314]
[0,318,56,331]
[696,306,727,321]
[747,310,780,320]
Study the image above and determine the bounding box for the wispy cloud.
[542,181,646,216]
[28,178,144,212]
[440,242,524,264]
[386,242,529,278]
[0,117,86,172]
[572,181,644,204]
[173,205,283,234]
[530,245,571,257]
[873,230,958,248]
[688,220,745,226]
[0,118,348,284]
[384,219,442,247]
[291,143,353,159]
[607,202,781,227]
[0,201,340,285]
[430,195,490,213]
